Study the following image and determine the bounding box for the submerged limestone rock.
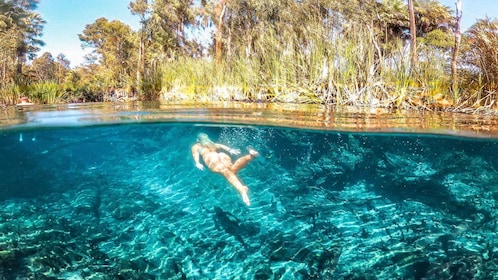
[71,188,101,218]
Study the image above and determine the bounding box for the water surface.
[1,103,497,279]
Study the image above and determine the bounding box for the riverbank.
[3,80,496,117]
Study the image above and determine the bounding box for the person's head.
[197,133,215,147]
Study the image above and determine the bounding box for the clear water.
[1,123,497,279]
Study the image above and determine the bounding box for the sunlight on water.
[3,101,498,137]
[0,103,497,279]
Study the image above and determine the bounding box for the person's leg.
[231,149,259,173]
[221,169,250,206]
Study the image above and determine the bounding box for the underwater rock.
[111,202,140,220]
[412,260,431,280]
[253,262,272,280]
[71,188,101,218]
[294,145,363,193]
[262,228,341,277]
[212,206,260,249]
[381,152,436,182]
[424,250,484,279]
[0,249,16,264]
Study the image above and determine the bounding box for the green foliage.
[78,18,136,87]
[27,52,70,84]
[0,83,21,104]
[154,0,456,109]
[422,29,454,48]
[160,57,213,99]
[0,80,63,105]
[0,0,45,88]
[29,82,62,104]
[140,65,162,101]
[149,0,197,56]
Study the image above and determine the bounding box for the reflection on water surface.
[1,101,498,137]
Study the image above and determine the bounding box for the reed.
[160,57,214,100]
[29,82,63,104]
[0,84,21,105]
[154,15,459,110]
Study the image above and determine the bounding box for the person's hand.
[229,149,241,155]
[195,163,204,170]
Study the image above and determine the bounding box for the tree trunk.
[451,0,463,100]
[136,39,142,91]
[137,22,146,94]
[215,0,227,65]
[408,0,417,70]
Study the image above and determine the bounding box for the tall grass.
[29,82,63,104]
[158,23,452,109]
[0,84,22,105]
[0,82,65,105]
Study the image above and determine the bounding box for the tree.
[129,0,150,90]
[79,18,136,87]
[30,51,55,81]
[214,0,227,64]
[55,53,70,83]
[464,18,498,94]
[148,0,196,57]
[451,0,462,98]
[29,52,69,83]
[0,0,45,84]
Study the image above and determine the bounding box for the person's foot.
[248,149,259,158]
[241,186,251,206]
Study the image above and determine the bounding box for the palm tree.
[464,18,498,94]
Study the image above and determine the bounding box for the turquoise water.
[1,123,497,279]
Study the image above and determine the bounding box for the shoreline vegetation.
[1,1,497,115]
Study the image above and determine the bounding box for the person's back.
[191,133,258,206]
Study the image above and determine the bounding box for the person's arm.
[215,143,240,155]
[191,143,204,170]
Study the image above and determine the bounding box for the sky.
[35,0,497,68]
[36,0,140,67]
[439,0,498,30]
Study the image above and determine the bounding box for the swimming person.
[191,133,258,206]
